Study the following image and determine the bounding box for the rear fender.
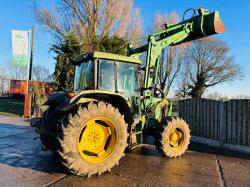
[57,90,134,125]
[44,92,69,108]
[55,97,97,111]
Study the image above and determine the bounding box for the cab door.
[116,61,140,115]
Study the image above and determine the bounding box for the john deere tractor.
[36,8,225,176]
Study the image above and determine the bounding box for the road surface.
[0,115,249,187]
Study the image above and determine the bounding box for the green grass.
[0,98,24,116]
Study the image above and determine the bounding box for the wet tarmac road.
[0,115,250,187]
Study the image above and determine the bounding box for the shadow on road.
[189,141,250,160]
[0,123,68,175]
[0,119,249,178]
[126,139,250,161]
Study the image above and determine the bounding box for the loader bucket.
[203,10,226,34]
[214,16,226,33]
[192,9,226,37]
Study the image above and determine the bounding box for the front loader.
[36,8,226,177]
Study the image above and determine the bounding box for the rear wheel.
[56,101,128,176]
[39,108,58,151]
[155,117,190,158]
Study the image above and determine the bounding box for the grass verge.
[0,98,24,116]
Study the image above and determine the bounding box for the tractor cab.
[73,51,141,99]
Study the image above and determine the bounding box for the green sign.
[12,55,29,66]
[12,30,29,66]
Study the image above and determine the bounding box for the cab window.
[74,60,94,91]
[117,62,139,97]
[98,60,115,92]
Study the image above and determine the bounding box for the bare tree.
[0,67,9,96]
[154,11,178,32]
[231,95,249,99]
[0,62,28,96]
[32,65,51,82]
[33,0,142,50]
[205,91,229,100]
[7,63,27,80]
[0,66,8,79]
[178,38,242,98]
[153,12,185,96]
[175,73,190,98]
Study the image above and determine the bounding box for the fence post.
[219,100,225,147]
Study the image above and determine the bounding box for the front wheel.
[56,101,128,177]
[155,117,191,158]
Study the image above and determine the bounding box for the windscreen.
[74,61,94,91]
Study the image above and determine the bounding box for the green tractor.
[36,8,225,176]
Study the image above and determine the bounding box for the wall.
[179,98,250,153]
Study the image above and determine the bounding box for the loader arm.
[128,8,226,91]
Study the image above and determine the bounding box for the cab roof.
[73,51,141,65]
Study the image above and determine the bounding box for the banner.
[11,30,29,66]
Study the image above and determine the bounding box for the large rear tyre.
[56,102,128,177]
[39,108,58,151]
[155,117,190,158]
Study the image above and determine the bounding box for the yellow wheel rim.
[168,127,185,150]
[77,117,117,163]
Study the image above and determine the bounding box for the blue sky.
[0,0,249,97]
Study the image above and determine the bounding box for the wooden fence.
[178,98,250,152]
